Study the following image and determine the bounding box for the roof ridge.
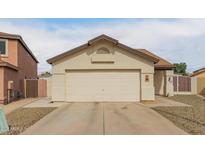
[47,34,159,64]
[88,34,118,45]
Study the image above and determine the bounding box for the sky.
[0,18,204,73]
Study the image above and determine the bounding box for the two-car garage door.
[66,71,140,102]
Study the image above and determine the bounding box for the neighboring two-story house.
[0,32,38,104]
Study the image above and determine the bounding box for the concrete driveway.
[22,103,187,135]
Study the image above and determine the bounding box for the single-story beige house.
[47,35,175,102]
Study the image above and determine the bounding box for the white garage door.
[66,71,140,102]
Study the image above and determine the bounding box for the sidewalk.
[0,98,41,114]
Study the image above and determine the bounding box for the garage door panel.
[66,71,140,102]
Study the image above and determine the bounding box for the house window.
[96,47,110,54]
[0,39,7,55]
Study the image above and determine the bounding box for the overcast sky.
[0,18,204,73]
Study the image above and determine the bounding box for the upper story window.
[0,39,7,55]
[96,47,110,54]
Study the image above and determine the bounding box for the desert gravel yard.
[153,95,205,135]
[0,107,56,135]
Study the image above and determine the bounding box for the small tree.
[174,62,187,75]
[38,71,52,78]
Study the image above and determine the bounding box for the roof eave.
[47,35,160,64]
[191,69,205,77]
[117,44,159,63]
[47,43,88,64]
[155,65,175,70]
[0,35,39,63]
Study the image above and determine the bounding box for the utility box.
[8,81,14,90]
[0,108,9,134]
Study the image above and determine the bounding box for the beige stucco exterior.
[51,40,155,102]
[197,77,205,95]
[192,71,205,78]
[154,70,174,97]
[52,41,154,73]
[164,70,174,97]
[190,69,205,95]
[154,70,165,95]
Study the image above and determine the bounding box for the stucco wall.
[53,41,154,74]
[0,67,18,103]
[1,40,19,101]
[197,77,205,95]
[165,70,174,97]
[0,39,38,103]
[17,41,37,78]
[193,72,205,78]
[17,41,38,96]
[1,39,37,77]
[51,40,155,102]
[191,77,197,94]
[2,67,18,103]
[51,74,65,101]
[172,75,197,95]
[1,39,18,66]
[154,70,174,97]
[141,73,155,100]
[0,68,4,103]
[154,70,165,95]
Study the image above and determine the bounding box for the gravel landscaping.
[0,107,56,135]
[153,95,205,134]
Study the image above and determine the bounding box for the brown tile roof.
[137,49,175,70]
[0,32,38,63]
[191,67,205,77]
[47,34,159,64]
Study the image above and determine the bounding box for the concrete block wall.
[173,75,197,95]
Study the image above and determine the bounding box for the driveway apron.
[22,102,187,135]
[22,103,103,135]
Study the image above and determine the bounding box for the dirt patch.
[0,107,56,135]
[153,95,205,134]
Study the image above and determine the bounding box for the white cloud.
[0,18,205,73]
